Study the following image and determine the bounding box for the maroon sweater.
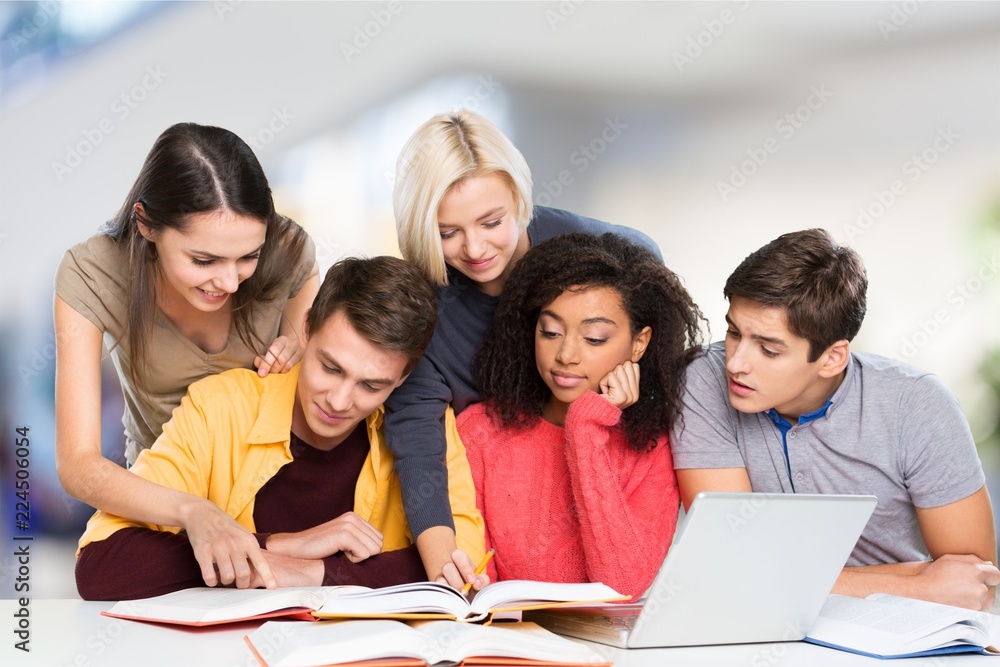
[76,427,427,600]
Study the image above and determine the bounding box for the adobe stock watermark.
[51,66,169,182]
[231,621,296,667]
[673,0,752,73]
[726,494,768,534]
[545,0,586,32]
[3,1,59,55]
[244,107,295,153]
[877,0,927,41]
[749,620,809,667]
[49,617,130,667]
[19,319,83,385]
[340,2,403,63]
[843,126,959,243]
[898,253,999,360]
[629,574,682,638]
[534,116,629,207]
[214,0,243,20]
[716,84,833,202]
[314,235,343,267]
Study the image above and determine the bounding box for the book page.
[807,594,993,656]
[413,620,606,664]
[246,620,609,667]
[107,586,328,623]
[246,620,431,666]
[469,580,627,615]
[315,581,471,619]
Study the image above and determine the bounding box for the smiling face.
[436,172,527,296]
[140,209,266,313]
[293,310,409,451]
[535,286,649,425]
[724,297,847,421]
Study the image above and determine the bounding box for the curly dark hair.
[473,232,706,451]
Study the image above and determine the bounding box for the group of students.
[60,111,998,612]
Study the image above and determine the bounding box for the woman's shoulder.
[56,232,127,289]
[528,206,607,238]
[456,401,491,429]
[64,231,120,259]
[529,207,662,260]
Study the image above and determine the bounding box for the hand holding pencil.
[461,548,496,595]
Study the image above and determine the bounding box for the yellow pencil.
[461,548,495,595]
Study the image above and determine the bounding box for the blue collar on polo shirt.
[767,400,833,491]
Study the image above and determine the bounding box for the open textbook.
[310,579,626,623]
[103,580,627,627]
[805,593,1000,658]
[244,619,612,667]
[102,587,354,626]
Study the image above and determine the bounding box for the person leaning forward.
[672,228,999,611]
[75,256,486,600]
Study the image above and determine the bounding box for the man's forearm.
[832,562,929,598]
[76,528,205,600]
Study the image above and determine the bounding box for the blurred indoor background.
[1,1,998,598]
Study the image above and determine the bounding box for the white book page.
[316,582,470,618]
[469,580,624,614]
[413,620,604,663]
[109,586,342,623]
[248,620,431,667]
[808,594,994,655]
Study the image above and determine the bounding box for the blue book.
[805,594,1000,659]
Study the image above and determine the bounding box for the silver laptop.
[525,491,876,648]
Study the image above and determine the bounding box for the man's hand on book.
[910,554,1000,611]
[246,550,324,588]
[265,511,384,562]
[180,498,277,590]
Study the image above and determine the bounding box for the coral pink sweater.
[458,391,679,599]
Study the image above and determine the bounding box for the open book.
[310,579,627,623]
[102,586,363,626]
[244,619,612,667]
[805,593,1000,658]
[103,580,627,627]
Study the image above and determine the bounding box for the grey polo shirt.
[671,343,986,567]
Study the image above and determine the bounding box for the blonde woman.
[386,109,661,588]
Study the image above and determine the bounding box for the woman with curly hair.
[457,232,705,598]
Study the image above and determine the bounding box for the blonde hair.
[393,109,533,285]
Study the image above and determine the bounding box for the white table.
[3,599,997,667]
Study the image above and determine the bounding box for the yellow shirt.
[78,365,485,563]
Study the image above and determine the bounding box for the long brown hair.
[101,122,308,391]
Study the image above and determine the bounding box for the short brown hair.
[306,256,437,375]
[724,228,867,362]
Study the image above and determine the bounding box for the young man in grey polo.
[671,228,999,611]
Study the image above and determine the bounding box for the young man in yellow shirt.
[76,256,486,600]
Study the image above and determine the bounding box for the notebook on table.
[525,491,876,648]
